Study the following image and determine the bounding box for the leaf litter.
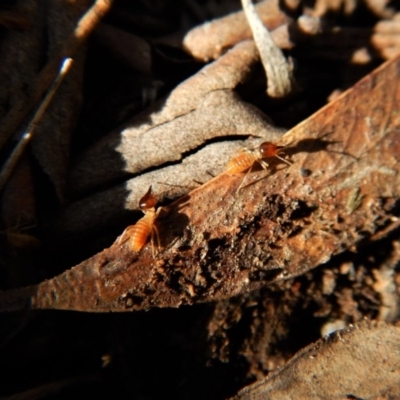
[1,1,400,399]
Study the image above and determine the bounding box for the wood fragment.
[1,52,400,312]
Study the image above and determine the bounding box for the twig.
[0,58,73,191]
[0,0,114,151]
[241,0,295,97]
[369,217,400,242]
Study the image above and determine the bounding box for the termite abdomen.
[225,151,256,174]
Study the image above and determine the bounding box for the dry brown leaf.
[364,0,398,18]
[233,320,400,399]
[28,1,90,200]
[0,0,113,152]
[68,39,281,199]
[0,0,43,123]
[0,0,113,295]
[61,89,284,239]
[1,50,400,312]
[183,0,293,61]
[310,0,358,17]
[293,24,400,63]
[184,1,400,71]
[0,154,38,287]
[94,23,152,74]
[0,9,32,31]
[1,154,36,231]
[0,373,102,399]
[1,3,400,397]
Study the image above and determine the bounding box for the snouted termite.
[225,141,292,191]
[119,186,163,254]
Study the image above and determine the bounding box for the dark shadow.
[240,160,291,190]
[284,133,359,161]
[155,203,190,251]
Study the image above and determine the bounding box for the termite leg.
[150,206,165,256]
[274,153,292,166]
[236,164,254,193]
[151,224,161,256]
[117,226,132,244]
[259,160,269,169]
[236,160,269,193]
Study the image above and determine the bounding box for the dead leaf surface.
[28,1,90,199]
[0,0,113,152]
[0,0,43,123]
[1,2,400,399]
[183,0,293,61]
[233,320,400,400]
[68,39,275,197]
[1,50,400,312]
[62,39,286,238]
[60,89,284,238]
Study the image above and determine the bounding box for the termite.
[119,186,162,254]
[225,141,292,191]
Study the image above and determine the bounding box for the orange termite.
[119,186,161,254]
[225,141,292,191]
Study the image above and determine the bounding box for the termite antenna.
[274,154,292,166]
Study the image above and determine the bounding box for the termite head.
[259,142,284,158]
[139,186,157,211]
[259,141,292,166]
